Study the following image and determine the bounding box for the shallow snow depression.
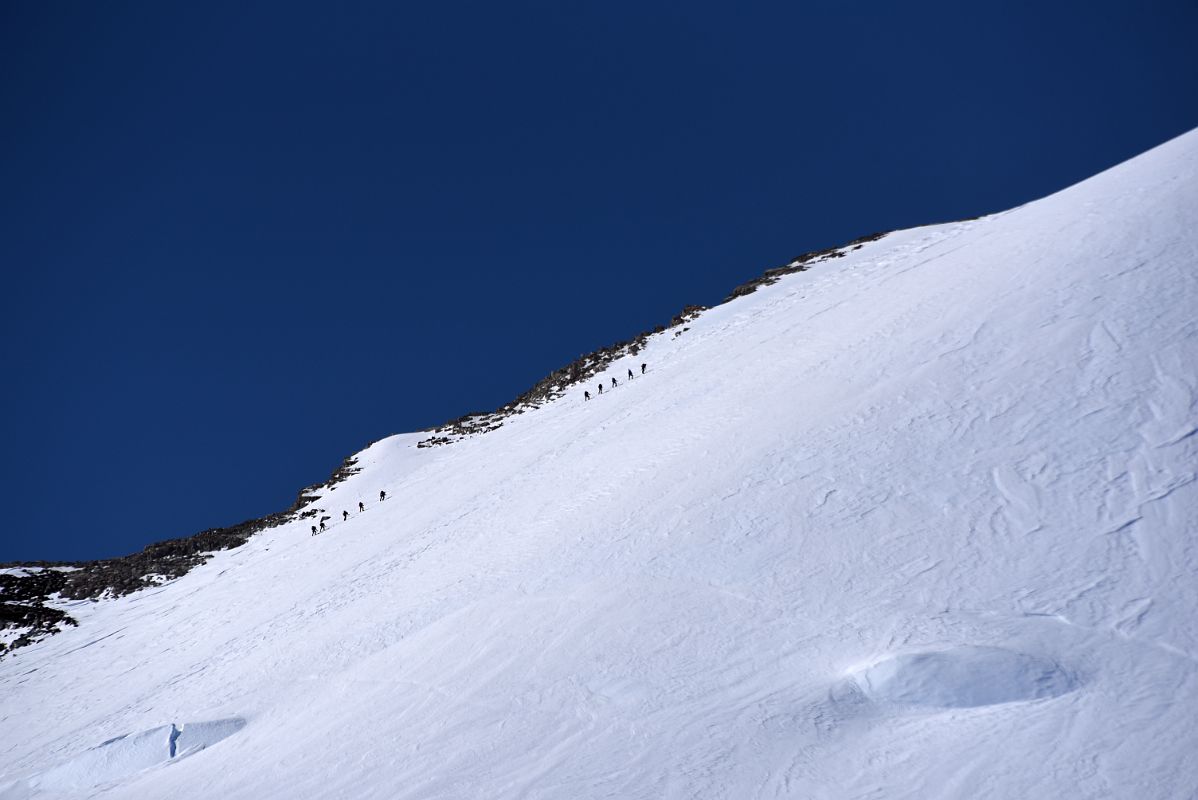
[1,129,1196,799]
[853,647,1076,708]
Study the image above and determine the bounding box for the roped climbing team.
[311,489,387,535]
[585,362,646,402]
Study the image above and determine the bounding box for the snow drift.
[1,129,1196,799]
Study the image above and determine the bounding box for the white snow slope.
[2,130,1197,800]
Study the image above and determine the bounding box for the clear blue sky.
[2,1,1195,562]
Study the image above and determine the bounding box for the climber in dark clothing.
[311,525,318,536]
[584,390,591,401]
[627,368,634,380]
[611,377,618,389]
[379,490,386,502]
[342,510,349,521]
[358,501,365,512]
[319,521,326,532]
[597,383,603,395]
[641,363,646,375]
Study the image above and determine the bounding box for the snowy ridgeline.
[0,230,871,655]
[0,129,1196,799]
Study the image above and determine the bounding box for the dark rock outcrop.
[724,231,889,301]
[0,455,361,657]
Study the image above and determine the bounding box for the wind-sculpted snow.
[0,719,245,798]
[1,129,1196,798]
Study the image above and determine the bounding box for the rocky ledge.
[0,455,361,657]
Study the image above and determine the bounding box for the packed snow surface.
[2,130,1197,799]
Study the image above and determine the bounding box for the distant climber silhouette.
[310,525,318,536]
[611,377,618,389]
[597,383,603,395]
[641,363,646,375]
[379,490,386,502]
[358,501,365,513]
[584,390,591,401]
[319,521,326,532]
[627,368,634,380]
[342,510,349,521]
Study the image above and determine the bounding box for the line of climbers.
[311,363,652,536]
[584,362,646,402]
[311,489,387,536]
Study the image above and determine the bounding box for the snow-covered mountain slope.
[2,129,1197,800]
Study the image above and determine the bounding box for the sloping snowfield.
[2,130,1196,799]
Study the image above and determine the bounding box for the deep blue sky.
[2,2,1195,562]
